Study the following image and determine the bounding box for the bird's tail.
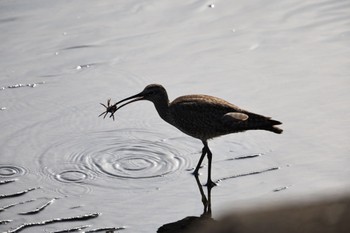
[227,112,283,134]
[243,112,283,134]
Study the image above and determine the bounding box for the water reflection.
[157,176,216,233]
[0,175,123,232]
[158,176,350,233]
[38,129,193,192]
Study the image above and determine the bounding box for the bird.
[99,84,282,187]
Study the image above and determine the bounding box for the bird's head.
[138,84,167,102]
[99,84,169,120]
[116,84,168,109]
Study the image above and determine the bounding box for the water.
[1,0,350,232]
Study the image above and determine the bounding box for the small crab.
[99,99,118,120]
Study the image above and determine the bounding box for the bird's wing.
[170,95,246,126]
[224,112,249,121]
[221,112,249,125]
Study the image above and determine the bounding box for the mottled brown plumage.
[100,84,282,187]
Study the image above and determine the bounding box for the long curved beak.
[115,91,145,111]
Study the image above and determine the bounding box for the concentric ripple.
[0,164,26,178]
[41,163,94,196]
[39,128,193,190]
[55,170,91,183]
[91,139,185,179]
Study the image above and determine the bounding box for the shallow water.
[1,0,350,232]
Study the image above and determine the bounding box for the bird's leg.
[204,142,216,188]
[193,145,207,176]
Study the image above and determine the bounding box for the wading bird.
[99,84,282,187]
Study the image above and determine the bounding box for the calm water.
[1,0,350,232]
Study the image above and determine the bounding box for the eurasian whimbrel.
[100,84,282,187]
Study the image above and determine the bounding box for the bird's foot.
[205,180,217,188]
[99,99,118,120]
[191,166,204,176]
[192,170,200,176]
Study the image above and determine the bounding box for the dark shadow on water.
[157,174,350,233]
[157,175,217,233]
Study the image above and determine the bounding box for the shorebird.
[99,84,282,187]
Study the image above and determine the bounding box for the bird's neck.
[153,98,171,124]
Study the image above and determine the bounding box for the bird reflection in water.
[157,175,216,233]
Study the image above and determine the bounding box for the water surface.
[1,0,349,232]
